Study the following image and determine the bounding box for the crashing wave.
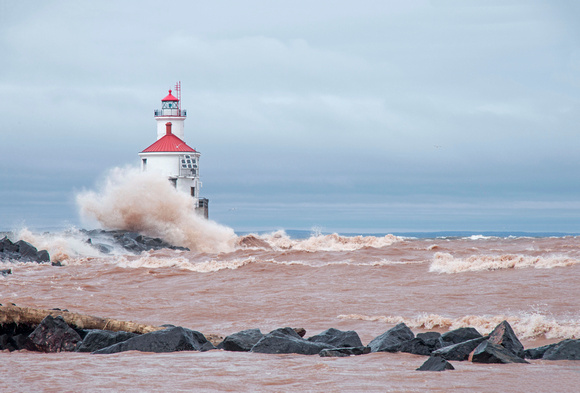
[429,252,578,273]
[240,230,400,252]
[337,312,580,340]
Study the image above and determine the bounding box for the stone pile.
[0,237,50,263]
[1,314,579,371]
[81,229,189,254]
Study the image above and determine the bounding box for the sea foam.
[337,312,580,340]
[248,230,400,252]
[429,252,578,273]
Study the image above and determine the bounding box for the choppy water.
[1,229,579,392]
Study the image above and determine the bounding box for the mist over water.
[75,167,237,253]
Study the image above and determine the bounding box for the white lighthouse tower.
[138,82,209,218]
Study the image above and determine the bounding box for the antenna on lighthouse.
[175,81,181,113]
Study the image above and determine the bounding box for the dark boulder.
[524,343,558,359]
[0,237,50,263]
[432,337,487,361]
[83,229,191,254]
[76,330,138,352]
[218,328,264,352]
[14,240,40,261]
[93,326,215,354]
[471,341,529,364]
[0,237,18,253]
[36,250,50,262]
[92,243,113,254]
[487,320,525,358]
[24,315,82,352]
[0,322,35,351]
[108,231,190,253]
[307,328,363,348]
[12,334,29,350]
[319,346,371,357]
[0,268,11,276]
[0,334,15,351]
[439,327,482,347]
[251,327,334,355]
[398,332,442,356]
[542,339,580,360]
[368,323,415,353]
[416,356,455,371]
[0,321,36,336]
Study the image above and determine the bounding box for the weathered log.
[0,305,164,335]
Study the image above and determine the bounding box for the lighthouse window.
[142,158,147,170]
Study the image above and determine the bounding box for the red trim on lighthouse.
[162,89,179,102]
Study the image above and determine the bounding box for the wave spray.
[76,167,237,253]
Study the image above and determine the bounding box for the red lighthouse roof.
[142,122,196,153]
[141,133,196,153]
[162,89,179,102]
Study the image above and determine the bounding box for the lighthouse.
[138,82,209,218]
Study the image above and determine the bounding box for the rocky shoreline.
[0,230,189,270]
[1,306,578,371]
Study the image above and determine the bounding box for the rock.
[471,341,529,364]
[439,327,482,347]
[92,243,113,254]
[0,237,17,254]
[251,327,334,355]
[76,330,138,352]
[12,334,29,350]
[36,250,50,262]
[0,334,15,351]
[218,328,264,352]
[307,328,363,348]
[524,343,558,359]
[368,323,415,353]
[293,327,306,338]
[93,326,215,354]
[0,269,11,276]
[82,230,190,253]
[0,321,35,336]
[14,240,40,261]
[0,322,35,351]
[0,237,50,263]
[416,356,455,371]
[487,320,525,358]
[542,339,580,360]
[113,231,189,253]
[319,346,371,357]
[24,315,82,352]
[431,337,487,361]
[398,332,442,356]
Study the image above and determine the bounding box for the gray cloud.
[1,0,578,232]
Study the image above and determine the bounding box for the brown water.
[2,231,580,392]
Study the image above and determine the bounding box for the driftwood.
[0,305,164,334]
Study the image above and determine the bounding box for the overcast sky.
[1,0,579,233]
